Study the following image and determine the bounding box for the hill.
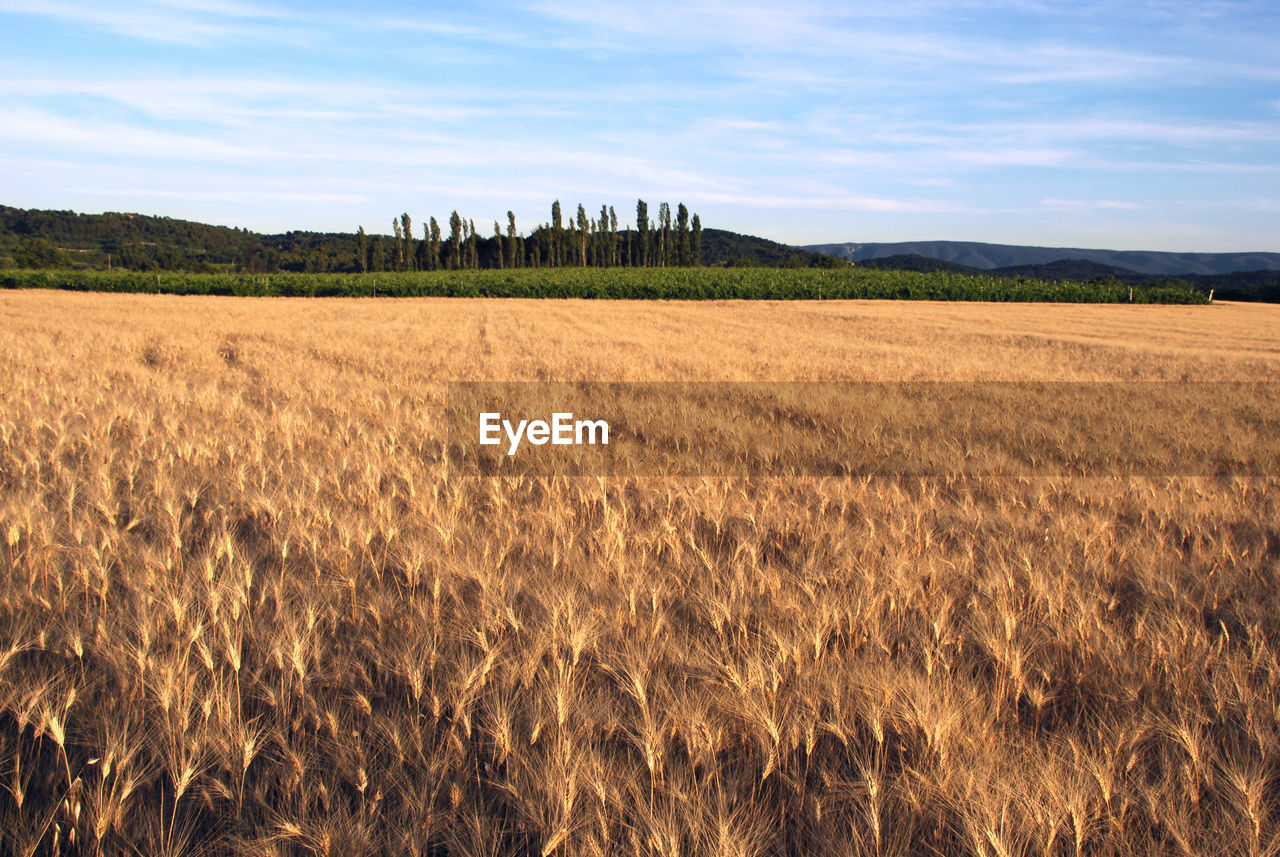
[0,205,372,273]
[0,205,845,273]
[841,250,1280,302]
[806,240,1280,276]
[1184,269,1280,303]
[853,253,979,274]
[991,258,1141,281]
[699,228,843,267]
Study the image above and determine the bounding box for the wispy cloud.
[82,187,367,204]
[1,0,1277,249]
[694,191,965,214]
[0,0,289,44]
[1040,197,1148,210]
[0,106,267,160]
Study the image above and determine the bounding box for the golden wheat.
[1,291,1279,856]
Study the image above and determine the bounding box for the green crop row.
[0,267,1211,303]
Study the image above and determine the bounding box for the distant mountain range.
[804,240,1280,277]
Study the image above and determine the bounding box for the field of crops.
[0,266,1210,303]
[1,292,1276,857]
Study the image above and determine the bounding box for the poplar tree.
[691,214,702,266]
[392,218,404,271]
[429,217,441,271]
[676,203,690,266]
[609,206,618,267]
[636,199,649,267]
[576,204,588,266]
[357,226,368,273]
[551,200,563,267]
[448,211,462,270]
[507,211,518,269]
[401,213,414,272]
[469,219,479,268]
[596,205,607,267]
[658,203,670,267]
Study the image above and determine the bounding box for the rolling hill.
[805,240,1280,276]
[0,205,846,272]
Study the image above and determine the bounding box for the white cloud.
[998,117,1280,146]
[694,190,963,214]
[82,188,367,204]
[1039,198,1147,210]
[0,106,267,160]
[0,0,288,44]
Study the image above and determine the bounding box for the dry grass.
[1,291,1279,856]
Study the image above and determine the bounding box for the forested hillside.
[0,203,843,273]
[699,228,844,267]
[830,247,1280,301]
[0,205,359,272]
[807,239,1280,276]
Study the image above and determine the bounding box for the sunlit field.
[2,291,1279,857]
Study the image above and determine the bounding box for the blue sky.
[1,1,1277,250]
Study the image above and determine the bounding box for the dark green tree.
[609,206,618,267]
[401,213,414,272]
[575,204,588,266]
[676,203,690,266]
[506,211,518,269]
[658,202,671,267]
[429,217,441,271]
[551,200,563,267]
[416,223,429,270]
[392,218,404,271]
[597,205,608,267]
[448,211,462,270]
[13,237,62,269]
[691,214,702,266]
[636,199,649,267]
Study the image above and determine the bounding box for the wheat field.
[2,290,1279,857]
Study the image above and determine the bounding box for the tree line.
[0,206,358,274]
[4,203,859,273]
[356,200,703,273]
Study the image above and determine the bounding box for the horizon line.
[4,200,1278,257]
